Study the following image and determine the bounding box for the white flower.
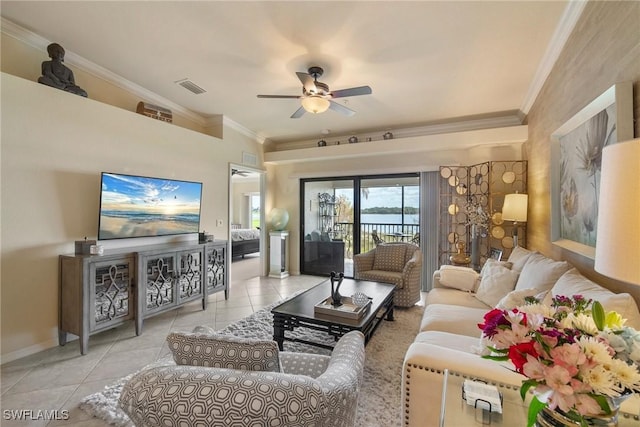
[580,364,620,396]
[519,303,555,319]
[609,358,640,391]
[577,336,613,364]
[561,313,598,335]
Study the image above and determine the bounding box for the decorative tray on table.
[314,296,372,320]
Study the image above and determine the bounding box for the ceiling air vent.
[175,78,207,95]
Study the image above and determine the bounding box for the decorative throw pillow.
[514,253,571,291]
[480,258,513,276]
[438,265,480,292]
[507,246,535,272]
[475,262,519,307]
[167,331,281,372]
[373,244,407,272]
[551,269,640,330]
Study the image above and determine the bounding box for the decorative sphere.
[351,292,371,307]
[268,208,289,231]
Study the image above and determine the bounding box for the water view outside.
[334,184,420,252]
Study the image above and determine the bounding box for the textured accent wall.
[525,1,640,299]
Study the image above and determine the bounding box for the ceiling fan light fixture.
[301,96,330,114]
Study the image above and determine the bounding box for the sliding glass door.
[301,174,419,277]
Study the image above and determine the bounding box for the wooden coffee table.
[271,278,395,350]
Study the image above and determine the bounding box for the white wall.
[0,73,263,361]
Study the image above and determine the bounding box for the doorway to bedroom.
[230,167,264,282]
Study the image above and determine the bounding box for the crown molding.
[520,0,588,114]
[222,116,266,144]
[1,17,206,126]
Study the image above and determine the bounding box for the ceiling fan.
[231,169,251,177]
[257,66,372,118]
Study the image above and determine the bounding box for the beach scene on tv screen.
[99,173,202,239]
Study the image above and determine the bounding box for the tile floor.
[1,260,325,427]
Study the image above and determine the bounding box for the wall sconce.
[595,138,640,285]
[502,192,528,247]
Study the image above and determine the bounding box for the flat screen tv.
[98,172,202,240]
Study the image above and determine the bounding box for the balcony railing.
[333,222,420,257]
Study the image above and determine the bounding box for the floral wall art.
[551,82,634,258]
[558,106,616,247]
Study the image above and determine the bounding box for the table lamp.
[595,138,640,285]
[502,192,528,247]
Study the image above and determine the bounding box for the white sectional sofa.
[401,247,640,427]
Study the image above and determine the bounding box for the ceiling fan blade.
[328,100,355,117]
[330,86,372,98]
[290,106,306,119]
[257,94,301,99]
[296,72,317,93]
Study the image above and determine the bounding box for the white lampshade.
[595,138,640,285]
[502,193,528,222]
[301,96,330,114]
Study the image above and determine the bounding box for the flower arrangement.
[464,201,489,237]
[478,295,640,426]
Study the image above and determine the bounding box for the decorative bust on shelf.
[38,43,88,97]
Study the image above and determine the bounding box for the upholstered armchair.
[119,330,365,427]
[354,242,422,307]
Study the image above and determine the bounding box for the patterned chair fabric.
[167,331,282,371]
[354,242,422,307]
[118,330,366,427]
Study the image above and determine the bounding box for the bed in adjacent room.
[231,228,261,258]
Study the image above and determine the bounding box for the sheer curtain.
[420,171,439,291]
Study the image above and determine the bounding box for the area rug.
[80,297,424,427]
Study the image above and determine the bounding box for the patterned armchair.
[354,242,422,307]
[119,331,365,427]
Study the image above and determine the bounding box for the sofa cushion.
[167,331,281,372]
[550,268,640,330]
[438,265,479,292]
[475,262,519,307]
[412,331,521,381]
[373,244,407,272]
[425,287,490,309]
[420,304,489,337]
[515,252,571,291]
[507,246,535,272]
[357,270,403,288]
[414,330,481,353]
